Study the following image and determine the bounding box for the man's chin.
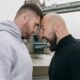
[49,45,55,51]
[25,35,30,39]
[49,40,57,51]
[43,39,56,51]
[22,35,30,39]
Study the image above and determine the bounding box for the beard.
[49,34,57,51]
[21,23,31,39]
[21,33,31,39]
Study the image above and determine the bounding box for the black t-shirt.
[49,34,80,80]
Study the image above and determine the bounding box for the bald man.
[40,13,80,80]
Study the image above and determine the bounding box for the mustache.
[41,37,50,42]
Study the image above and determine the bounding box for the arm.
[0,40,13,80]
[69,47,80,80]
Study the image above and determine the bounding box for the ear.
[23,14,29,24]
[53,25,58,33]
[53,24,62,34]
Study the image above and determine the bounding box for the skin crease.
[40,13,69,51]
[14,10,40,39]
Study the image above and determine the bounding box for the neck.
[14,18,23,32]
[57,31,70,44]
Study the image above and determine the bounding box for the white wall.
[60,12,80,39]
[0,0,24,21]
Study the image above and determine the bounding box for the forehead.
[31,15,40,27]
[41,17,49,27]
[27,10,40,23]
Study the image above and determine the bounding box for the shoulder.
[0,31,18,54]
[71,40,80,51]
[68,40,80,60]
[0,31,17,45]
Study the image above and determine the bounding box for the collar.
[55,34,75,52]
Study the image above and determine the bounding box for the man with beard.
[39,13,80,80]
[0,3,43,80]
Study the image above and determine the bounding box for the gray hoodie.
[0,20,33,80]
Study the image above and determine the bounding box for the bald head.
[42,13,66,28]
[40,13,69,43]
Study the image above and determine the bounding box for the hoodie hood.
[0,20,21,40]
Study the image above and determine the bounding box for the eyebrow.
[35,23,39,27]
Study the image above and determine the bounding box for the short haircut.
[15,3,43,20]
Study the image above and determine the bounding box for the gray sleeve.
[0,41,13,80]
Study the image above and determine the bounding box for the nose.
[32,29,35,33]
[31,27,36,34]
[32,27,39,35]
